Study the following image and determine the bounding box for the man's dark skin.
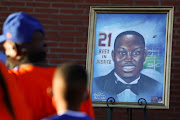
[112,33,147,83]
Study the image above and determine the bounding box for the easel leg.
[144,108,146,120]
[127,108,129,120]
[106,107,113,120]
[127,108,132,120]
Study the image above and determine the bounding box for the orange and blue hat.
[0,12,45,43]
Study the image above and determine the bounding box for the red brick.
[76,38,88,42]
[85,0,108,4]
[57,37,74,42]
[177,30,180,34]
[135,1,159,5]
[177,7,180,12]
[59,15,75,19]
[50,0,83,2]
[48,59,72,64]
[0,18,6,23]
[46,54,58,58]
[173,35,180,39]
[84,21,89,26]
[174,51,180,56]
[75,26,88,31]
[33,0,51,2]
[50,48,74,53]
[170,101,180,107]
[52,3,75,8]
[31,14,48,19]
[173,74,180,79]
[0,7,9,11]
[172,63,180,68]
[175,107,180,111]
[75,60,86,65]
[48,14,59,19]
[61,9,84,14]
[175,40,180,45]
[35,8,58,13]
[172,46,180,51]
[46,31,59,36]
[85,9,90,15]
[171,67,180,73]
[77,4,91,9]
[75,48,87,53]
[46,42,59,47]
[26,2,50,7]
[155,112,180,118]
[0,12,10,17]
[61,20,82,25]
[47,54,83,59]
[9,7,33,12]
[40,19,59,25]
[161,1,180,6]
[59,43,83,48]
[1,1,25,6]
[75,15,89,20]
[50,26,74,31]
[45,36,74,42]
[61,32,84,37]
[171,79,180,84]
[14,0,34,1]
[174,86,180,90]
[111,0,133,4]
[174,12,180,17]
[60,54,83,59]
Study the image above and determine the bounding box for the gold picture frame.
[86,6,174,109]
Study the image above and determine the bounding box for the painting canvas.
[86,7,174,109]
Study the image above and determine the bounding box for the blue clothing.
[41,110,92,120]
[0,51,6,64]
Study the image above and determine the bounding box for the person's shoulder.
[84,115,93,120]
[61,114,93,120]
[35,66,56,73]
[9,65,56,75]
[41,114,60,120]
[62,111,93,120]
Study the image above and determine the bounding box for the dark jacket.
[92,69,163,103]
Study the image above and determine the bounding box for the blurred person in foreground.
[0,51,6,64]
[42,63,93,120]
[0,12,94,120]
[0,61,32,120]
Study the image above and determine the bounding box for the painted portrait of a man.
[93,31,163,102]
[91,13,167,103]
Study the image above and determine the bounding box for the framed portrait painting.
[86,6,174,109]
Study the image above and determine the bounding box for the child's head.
[53,63,87,111]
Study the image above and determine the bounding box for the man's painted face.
[112,34,147,83]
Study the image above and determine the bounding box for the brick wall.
[0,0,179,120]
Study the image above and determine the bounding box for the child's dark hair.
[56,63,87,110]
